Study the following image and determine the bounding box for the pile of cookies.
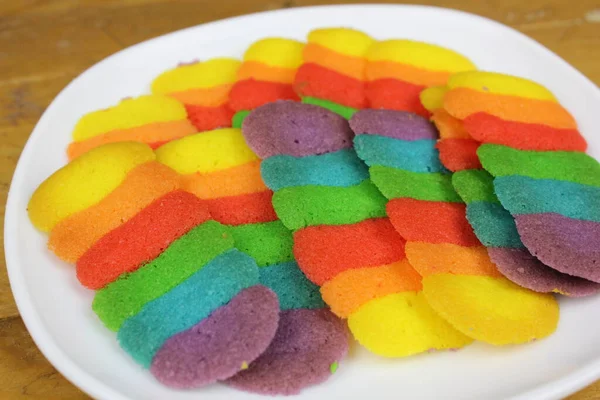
[27,27,600,395]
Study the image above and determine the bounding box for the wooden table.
[1,0,599,398]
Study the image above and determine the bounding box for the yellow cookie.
[155,128,258,174]
[151,58,241,94]
[348,292,474,357]
[29,142,155,232]
[423,274,559,345]
[308,27,374,57]
[72,95,188,142]
[447,71,557,101]
[420,86,448,112]
[243,38,304,68]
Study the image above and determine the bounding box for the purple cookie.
[242,100,354,158]
[488,247,600,297]
[349,109,437,140]
[225,308,349,395]
[150,285,279,389]
[515,213,600,283]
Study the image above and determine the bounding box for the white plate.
[5,4,600,400]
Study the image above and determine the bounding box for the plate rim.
[4,4,600,400]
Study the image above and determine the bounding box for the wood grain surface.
[1,0,599,398]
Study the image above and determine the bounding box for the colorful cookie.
[423,72,599,296]
[452,169,600,296]
[365,40,475,117]
[28,142,280,388]
[152,58,240,131]
[479,145,600,283]
[294,28,374,118]
[229,38,304,127]
[430,71,587,172]
[436,71,597,285]
[156,127,348,395]
[350,109,560,345]
[66,95,197,160]
[243,101,473,357]
[30,28,600,397]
